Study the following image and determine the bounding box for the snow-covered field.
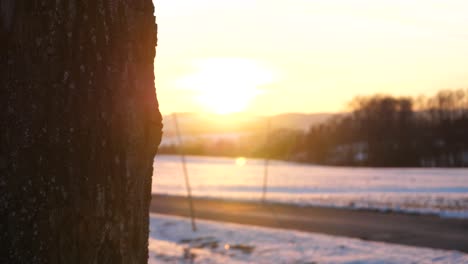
[148,214,468,264]
[153,155,468,218]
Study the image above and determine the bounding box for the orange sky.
[153,0,468,115]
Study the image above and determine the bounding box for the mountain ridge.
[162,112,336,136]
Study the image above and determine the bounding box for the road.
[150,194,468,253]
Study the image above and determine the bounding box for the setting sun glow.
[155,0,468,115]
[176,58,274,114]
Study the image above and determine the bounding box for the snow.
[153,155,468,218]
[148,214,468,264]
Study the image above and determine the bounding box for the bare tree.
[1,1,162,263]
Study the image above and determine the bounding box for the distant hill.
[162,112,335,137]
[269,113,335,131]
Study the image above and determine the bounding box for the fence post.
[172,113,197,231]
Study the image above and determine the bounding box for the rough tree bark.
[0,1,162,263]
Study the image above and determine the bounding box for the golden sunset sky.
[153,0,468,115]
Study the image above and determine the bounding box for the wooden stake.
[172,113,197,232]
[262,118,271,203]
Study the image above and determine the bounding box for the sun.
[177,58,274,114]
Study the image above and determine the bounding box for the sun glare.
[177,58,274,114]
[235,157,246,166]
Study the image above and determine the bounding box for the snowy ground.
[153,155,468,219]
[148,214,468,264]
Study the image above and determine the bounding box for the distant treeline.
[302,89,468,167]
[159,89,468,167]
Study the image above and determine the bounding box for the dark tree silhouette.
[304,90,468,167]
[1,1,162,263]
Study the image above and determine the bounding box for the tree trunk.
[0,1,162,263]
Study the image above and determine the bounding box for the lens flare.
[235,157,246,166]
